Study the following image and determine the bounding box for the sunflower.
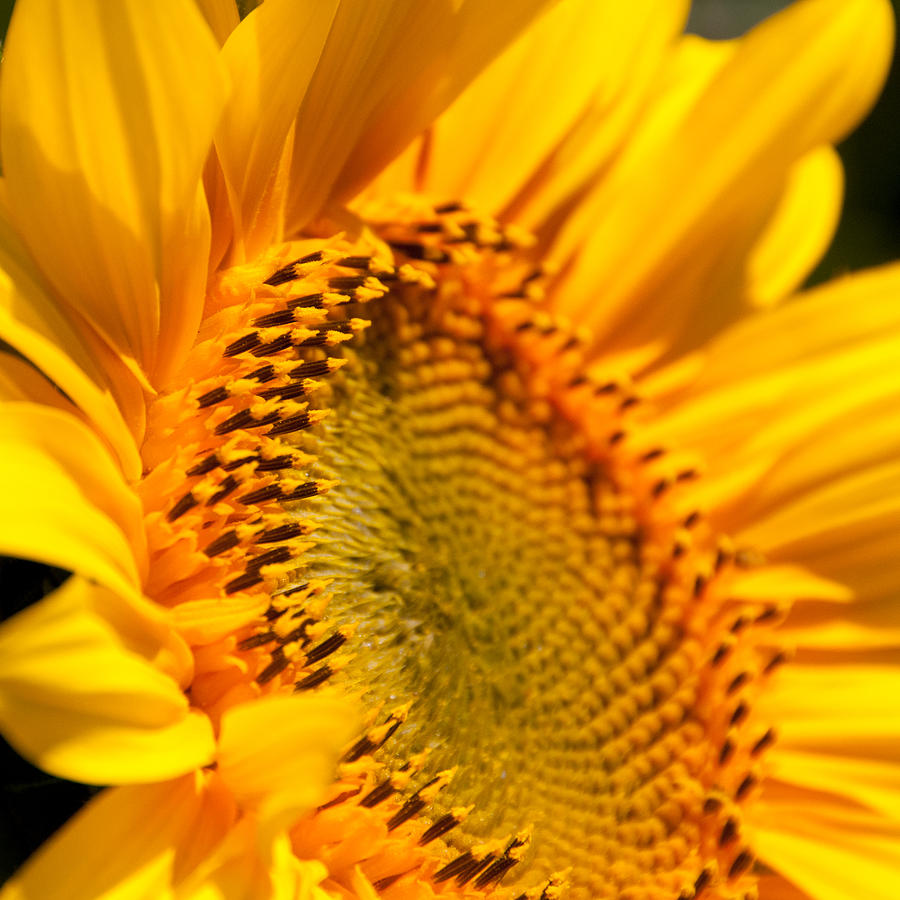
[0,0,898,897]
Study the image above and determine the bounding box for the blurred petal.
[218,692,359,829]
[1,0,228,384]
[0,772,234,900]
[645,262,900,532]
[0,577,215,784]
[747,145,844,308]
[179,822,332,900]
[194,0,239,45]
[747,793,900,900]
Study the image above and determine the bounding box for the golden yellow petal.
[417,0,687,217]
[194,0,240,45]
[217,692,359,829]
[0,577,216,784]
[646,263,900,529]
[215,0,339,259]
[755,663,900,755]
[178,822,332,900]
[0,403,144,598]
[0,352,77,410]
[747,796,900,900]
[551,0,893,370]
[286,0,553,230]
[747,144,844,308]
[0,202,144,476]
[769,751,900,824]
[1,0,227,386]
[0,772,233,900]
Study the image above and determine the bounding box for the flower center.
[304,276,674,885]
[139,202,787,900]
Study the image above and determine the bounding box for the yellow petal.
[218,692,359,829]
[768,750,900,824]
[179,821,332,900]
[0,577,216,784]
[552,0,893,369]
[747,145,844,308]
[215,0,339,259]
[747,796,900,900]
[0,402,147,591]
[756,664,900,755]
[0,201,144,476]
[285,0,553,230]
[646,263,900,527]
[0,351,77,410]
[739,459,900,574]
[0,772,234,900]
[418,0,686,217]
[0,404,143,597]
[1,0,228,385]
[194,0,240,45]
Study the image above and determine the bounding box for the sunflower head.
[0,1,898,899]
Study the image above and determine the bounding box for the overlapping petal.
[284,0,555,231]
[0,577,215,784]
[0,771,233,900]
[550,0,893,372]
[0,403,145,598]
[1,0,228,387]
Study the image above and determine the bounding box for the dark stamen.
[237,630,277,650]
[187,453,221,477]
[203,530,241,557]
[224,570,264,594]
[257,648,290,684]
[207,475,240,505]
[419,812,461,845]
[197,385,229,408]
[360,778,396,808]
[386,796,426,831]
[256,522,304,544]
[267,414,313,437]
[305,631,347,665]
[253,309,296,328]
[224,332,261,357]
[294,665,334,691]
[167,491,198,522]
[254,454,296,473]
[251,333,292,357]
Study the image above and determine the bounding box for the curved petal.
[414,0,686,218]
[218,692,358,830]
[194,0,240,46]
[0,352,77,410]
[0,200,144,476]
[0,577,216,784]
[747,789,900,900]
[0,402,147,591]
[285,0,554,231]
[1,0,228,385]
[0,772,234,900]
[551,0,893,371]
[215,0,339,261]
[178,820,332,900]
[644,262,900,533]
[746,145,844,308]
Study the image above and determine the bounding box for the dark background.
[0,0,898,884]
